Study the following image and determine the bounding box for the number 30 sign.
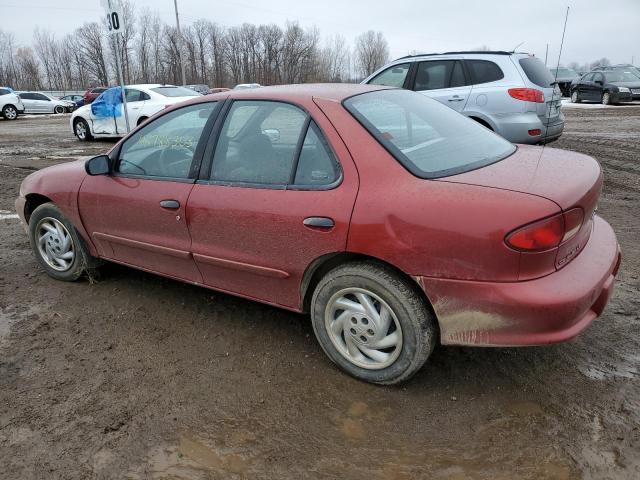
[100,0,125,36]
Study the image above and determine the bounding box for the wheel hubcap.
[36,217,75,271]
[325,288,403,370]
[76,122,86,139]
[5,107,16,119]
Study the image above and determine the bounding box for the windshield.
[519,57,555,87]
[343,89,516,179]
[606,71,640,82]
[151,86,200,97]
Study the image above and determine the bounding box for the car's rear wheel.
[602,92,612,105]
[74,118,93,141]
[311,261,437,385]
[571,90,581,103]
[2,105,18,120]
[54,105,65,114]
[29,203,95,281]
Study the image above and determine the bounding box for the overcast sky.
[4,0,640,66]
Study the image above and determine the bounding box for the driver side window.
[117,102,217,179]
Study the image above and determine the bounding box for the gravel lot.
[1,106,639,479]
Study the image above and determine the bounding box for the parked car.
[16,84,620,384]
[70,84,200,141]
[570,70,640,104]
[209,87,231,94]
[17,92,76,114]
[82,87,108,105]
[233,83,262,90]
[549,67,580,97]
[362,51,564,144]
[593,64,640,79]
[184,84,209,95]
[60,94,85,108]
[0,87,24,120]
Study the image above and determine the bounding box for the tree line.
[0,3,390,92]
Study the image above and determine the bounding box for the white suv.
[362,51,564,144]
[0,87,25,121]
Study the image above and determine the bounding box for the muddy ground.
[0,106,639,479]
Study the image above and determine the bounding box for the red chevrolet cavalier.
[16,84,621,384]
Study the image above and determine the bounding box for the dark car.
[82,87,108,105]
[15,84,620,384]
[570,70,640,104]
[549,67,580,97]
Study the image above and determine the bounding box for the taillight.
[508,88,545,103]
[505,208,584,252]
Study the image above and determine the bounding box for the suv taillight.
[508,88,545,103]
[505,208,584,252]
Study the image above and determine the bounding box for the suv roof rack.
[394,50,526,61]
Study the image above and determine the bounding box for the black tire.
[28,203,97,281]
[311,261,437,385]
[602,91,613,105]
[54,105,65,114]
[137,116,148,126]
[570,90,581,103]
[74,118,93,141]
[2,104,18,120]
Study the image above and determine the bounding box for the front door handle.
[303,217,335,229]
[160,199,180,209]
[448,96,464,102]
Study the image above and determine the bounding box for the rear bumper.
[493,112,564,145]
[418,215,621,346]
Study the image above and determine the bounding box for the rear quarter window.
[466,60,504,85]
[518,57,554,87]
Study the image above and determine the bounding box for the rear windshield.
[151,86,200,97]
[343,89,516,179]
[552,68,578,78]
[519,57,555,87]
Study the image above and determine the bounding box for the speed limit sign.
[100,0,125,36]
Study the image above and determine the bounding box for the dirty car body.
[16,84,621,383]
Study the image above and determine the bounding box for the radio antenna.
[511,41,525,53]
[541,6,570,156]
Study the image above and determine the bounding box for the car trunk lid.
[440,145,602,274]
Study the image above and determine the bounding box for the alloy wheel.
[324,287,403,370]
[75,121,86,140]
[35,217,75,272]
[4,106,17,120]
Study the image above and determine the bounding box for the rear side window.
[518,57,554,87]
[466,60,504,85]
[368,63,410,88]
[344,89,515,179]
[414,61,452,90]
[294,121,340,187]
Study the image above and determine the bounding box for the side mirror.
[85,154,111,176]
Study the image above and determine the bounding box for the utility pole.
[544,43,549,66]
[173,0,187,86]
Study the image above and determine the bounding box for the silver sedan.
[17,92,76,114]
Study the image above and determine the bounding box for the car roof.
[215,83,391,102]
[394,50,529,61]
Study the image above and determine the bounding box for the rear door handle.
[303,217,335,229]
[160,199,180,209]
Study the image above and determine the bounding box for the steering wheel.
[157,144,193,177]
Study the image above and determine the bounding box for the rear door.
[410,59,471,111]
[186,99,359,309]
[78,101,219,282]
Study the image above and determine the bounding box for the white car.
[70,84,200,141]
[0,87,25,120]
[17,92,75,114]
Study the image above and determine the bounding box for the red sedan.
[15,84,621,384]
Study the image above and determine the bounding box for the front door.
[186,99,359,309]
[78,101,219,282]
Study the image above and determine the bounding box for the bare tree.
[354,30,389,78]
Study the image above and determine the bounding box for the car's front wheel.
[29,203,96,281]
[602,92,612,105]
[571,90,581,103]
[74,118,93,141]
[2,105,18,120]
[54,105,65,114]
[311,261,437,385]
